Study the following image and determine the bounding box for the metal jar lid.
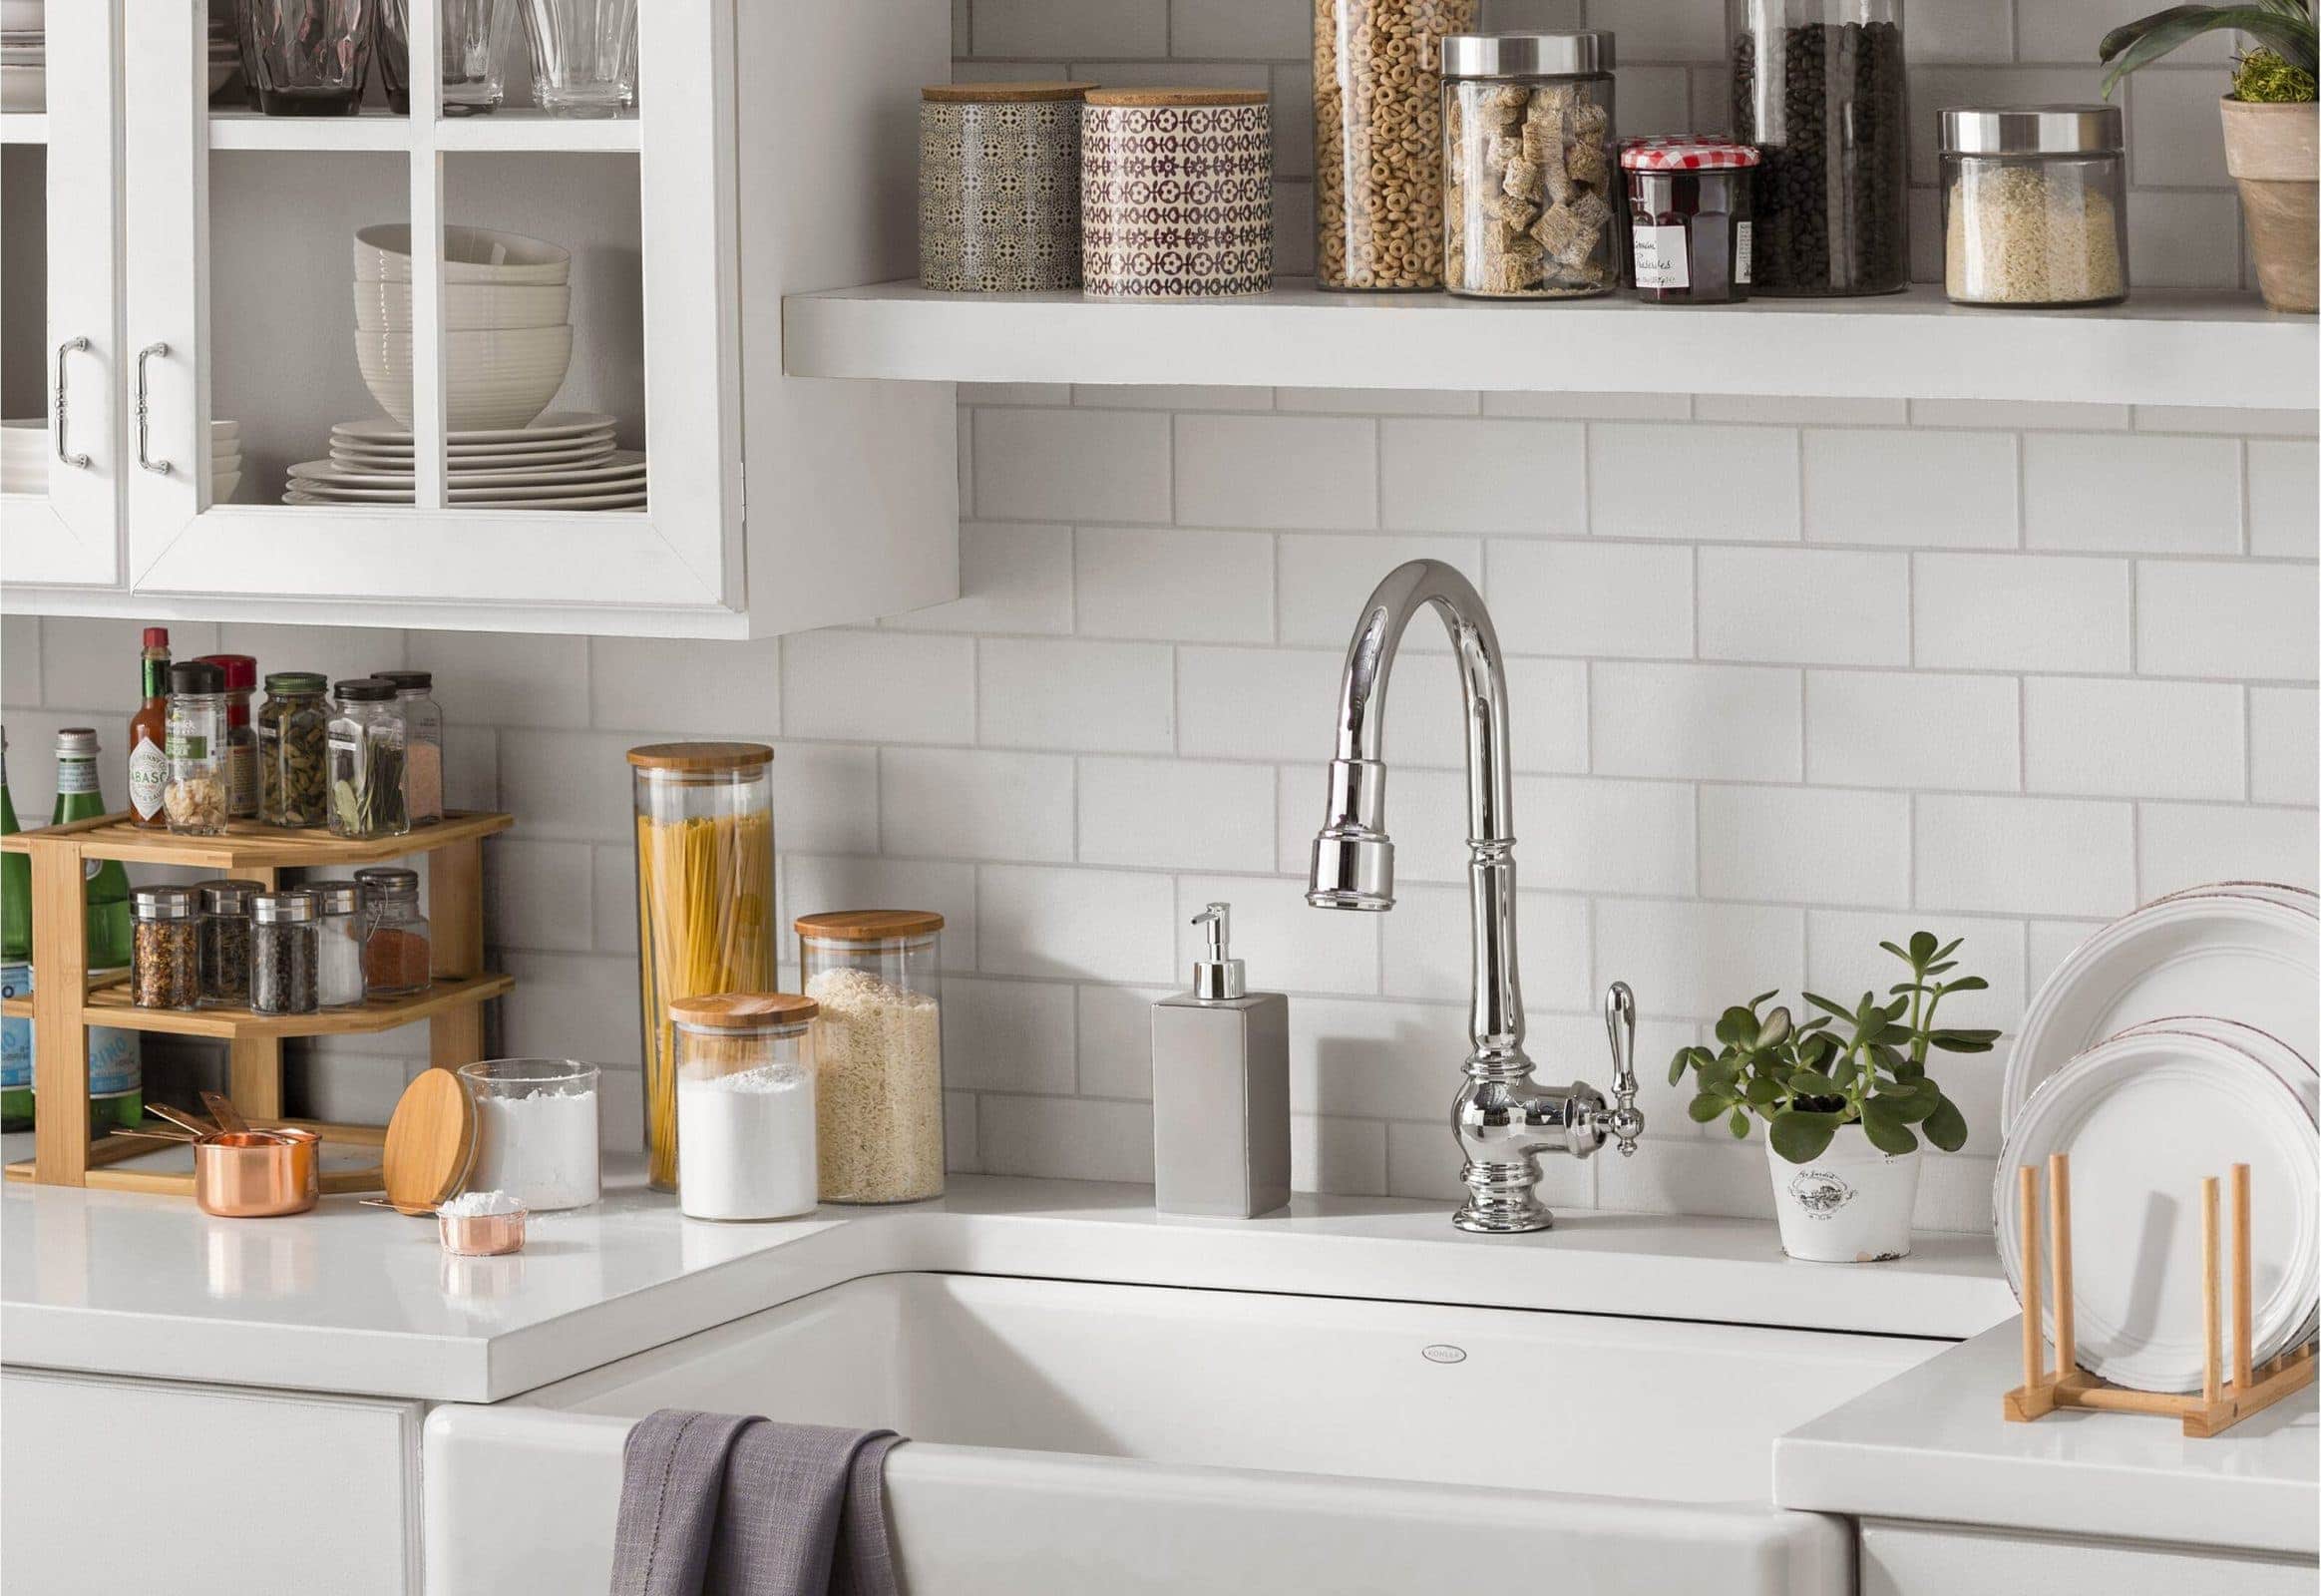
[1439,32,1615,79]
[253,889,318,925]
[353,865,421,901]
[195,878,266,916]
[1940,104,2124,156]
[307,880,363,916]
[54,727,101,759]
[132,885,199,920]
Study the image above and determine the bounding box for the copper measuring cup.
[193,1128,320,1218]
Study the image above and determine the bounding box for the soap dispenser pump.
[1152,903,1291,1217]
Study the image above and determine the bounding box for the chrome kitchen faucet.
[1307,560,1643,1233]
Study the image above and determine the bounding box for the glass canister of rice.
[795,910,946,1204]
[629,743,778,1192]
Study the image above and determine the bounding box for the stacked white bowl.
[210,418,242,501]
[351,223,575,432]
[0,0,42,112]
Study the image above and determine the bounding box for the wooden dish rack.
[2004,1153,2316,1438]
[1,810,513,1196]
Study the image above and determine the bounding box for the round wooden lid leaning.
[381,1068,479,1216]
[794,910,948,943]
[1083,88,1269,107]
[668,992,821,1030]
[922,82,1097,102]
[625,741,774,772]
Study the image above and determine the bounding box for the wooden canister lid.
[1083,88,1269,108]
[668,992,820,1029]
[625,741,774,771]
[924,81,1097,103]
[794,909,947,942]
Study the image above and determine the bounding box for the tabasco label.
[127,735,166,820]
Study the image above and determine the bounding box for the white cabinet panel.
[1860,1518,2319,1596]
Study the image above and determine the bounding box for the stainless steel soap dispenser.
[1152,902,1291,1217]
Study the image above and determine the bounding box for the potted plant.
[1669,932,1994,1264]
[2102,1,2318,312]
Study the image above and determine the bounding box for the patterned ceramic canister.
[1081,89,1273,298]
[921,82,1095,292]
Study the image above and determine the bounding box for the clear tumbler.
[519,0,635,117]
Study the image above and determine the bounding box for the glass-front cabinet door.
[120,0,742,632]
[1,0,124,588]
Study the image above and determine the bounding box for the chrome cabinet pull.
[53,336,91,469]
[135,341,172,475]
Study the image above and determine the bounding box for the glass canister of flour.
[670,993,820,1221]
[458,1058,601,1211]
[796,911,946,1204]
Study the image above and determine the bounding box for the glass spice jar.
[375,668,444,825]
[257,671,331,829]
[195,878,262,1008]
[197,653,260,820]
[670,994,821,1222]
[355,865,431,998]
[1316,0,1477,290]
[797,911,946,1205]
[250,890,319,1017]
[130,886,200,1009]
[326,678,410,841]
[310,879,367,1008]
[1941,105,2128,308]
[1441,32,1621,299]
[1621,137,1759,303]
[163,660,230,836]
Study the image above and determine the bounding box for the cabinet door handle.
[135,341,172,475]
[53,336,91,469]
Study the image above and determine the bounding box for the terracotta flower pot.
[2220,97,2318,314]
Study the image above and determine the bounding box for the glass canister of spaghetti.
[1622,136,1759,304]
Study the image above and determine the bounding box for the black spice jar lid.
[170,660,224,695]
[376,669,433,692]
[334,676,398,702]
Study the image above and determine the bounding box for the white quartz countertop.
[2,1156,2013,1403]
[1774,1321,2319,1556]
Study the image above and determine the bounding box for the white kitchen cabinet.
[2,0,956,638]
[1858,1518,2318,1596]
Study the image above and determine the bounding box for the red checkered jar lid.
[1620,137,1761,172]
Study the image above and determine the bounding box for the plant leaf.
[1860,1098,1920,1155]
[1716,1004,1760,1048]
[1939,975,1988,995]
[1924,1094,1971,1152]
[1876,939,1909,963]
[2103,7,2317,92]
[1787,1069,1840,1096]
[1729,1106,1751,1139]
[1768,1108,1842,1164]
[1930,1027,2001,1053]
[1908,930,1939,964]
[1688,1092,1729,1124]
[1744,1076,1785,1107]
[1830,1055,1859,1089]
[1758,1005,1793,1048]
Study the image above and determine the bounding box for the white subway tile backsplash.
[2137,560,2320,681]
[2024,677,2245,800]
[40,618,216,700]
[590,633,780,732]
[972,0,1165,59]
[883,747,1074,862]
[1595,899,1807,1020]
[975,407,1173,524]
[1488,538,1694,658]
[772,742,882,855]
[884,523,1075,635]
[1,615,37,705]
[2023,433,2241,554]
[1908,398,2129,432]
[1591,661,1801,782]
[1579,0,1725,59]
[1077,983,1168,1099]
[1289,998,1469,1120]
[1176,873,1378,996]
[224,622,406,690]
[2127,190,2246,291]
[1696,396,1909,427]
[1914,554,2130,672]
[487,839,594,952]
[2250,687,2319,807]
[1075,528,1274,642]
[1700,548,1909,666]
[1175,413,1377,530]
[1916,794,2136,917]
[1802,429,2016,547]
[1484,392,1689,420]
[497,729,642,841]
[1295,1114,1389,1196]
[1168,0,1307,58]
[422,630,590,729]
[978,1094,1156,1183]
[1804,909,2026,1042]
[1701,785,1912,907]
[2127,66,2232,189]
[2248,441,2320,557]
[1520,775,1698,896]
[1179,646,1340,762]
[944,976,1077,1094]
[979,638,1174,752]
[782,630,973,745]
[2137,803,2320,898]
[1805,670,2020,793]
[1907,0,2014,61]
[784,855,979,969]
[1277,534,1483,648]
[978,864,1177,984]
[1592,424,1800,542]
[1282,388,1478,416]
[1381,883,1589,1013]
[1379,418,1585,535]
[1082,758,1276,871]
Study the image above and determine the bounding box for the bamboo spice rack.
[1,810,513,1196]
[2004,1153,2316,1438]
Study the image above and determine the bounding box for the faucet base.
[1452,1161,1555,1234]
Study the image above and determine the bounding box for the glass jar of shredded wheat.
[796,910,946,1204]
[630,743,778,1192]
[1940,104,2128,308]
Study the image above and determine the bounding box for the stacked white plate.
[1,0,41,112]
[350,223,575,431]
[1998,882,2320,1393]
[210,418,242,502]
[1,416,45,491]
[282,412,644,509]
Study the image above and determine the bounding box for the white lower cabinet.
[1859,1518,2319,1596]
[0,1368,425,1595]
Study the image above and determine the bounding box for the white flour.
[676,1062,818,1221]
[470,1088,600,1211]
[438,1188,523,1217]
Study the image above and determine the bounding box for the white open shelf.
[206,109,639,154]
[784,278,2319,410]
[0,112,45,144]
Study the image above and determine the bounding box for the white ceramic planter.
[1766,1124,1921,1263]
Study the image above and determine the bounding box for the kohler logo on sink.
[1420,1344,1467,1365]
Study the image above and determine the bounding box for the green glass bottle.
[1,730,31,1131]
[52,729,140,1131]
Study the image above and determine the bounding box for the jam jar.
[1621,137,1759,304]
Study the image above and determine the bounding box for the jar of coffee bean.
[1728,0,1907,296]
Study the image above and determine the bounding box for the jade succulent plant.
[2101,1,2317,101]
[1667,931,1996,1164]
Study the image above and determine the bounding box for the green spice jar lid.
[264,671,328,693]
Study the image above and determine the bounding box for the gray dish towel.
[609,1409,904,1596]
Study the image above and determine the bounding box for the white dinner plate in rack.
[2151,881,2319,918]
[285,489,646,510]
[290,451,644,491]
[329,430,617,461]
[1996,1026,2319,1393]
[2005,891,2320,1132]
[332,411,615,447]
[330,441,617,472]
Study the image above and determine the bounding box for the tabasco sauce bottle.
[127,627,170,828]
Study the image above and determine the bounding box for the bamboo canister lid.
[625,741,774,771]
[669,992,820,1029]
[923,81,1097,103]
[794,909,947,942]
[1083,88,1269,108]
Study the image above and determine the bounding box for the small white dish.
[353,325,574,431]
[350,280,571,333]
[210,468,241,502]
[331,440,617,473]
[286,488,646,510]
[0,63,44,112]
[352,222,572,286]
[332,411,615,448]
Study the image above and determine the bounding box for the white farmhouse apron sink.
[426,1272,1944,1594]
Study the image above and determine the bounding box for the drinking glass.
[374,0,507,115]
[246,0,376,117]
[518,0,635,118]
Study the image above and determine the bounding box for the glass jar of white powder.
[458,1058,601,1211]
[670,993,820,1221]
[796,911,946,1204]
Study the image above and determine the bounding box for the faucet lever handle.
[1602,982,1644,1157]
